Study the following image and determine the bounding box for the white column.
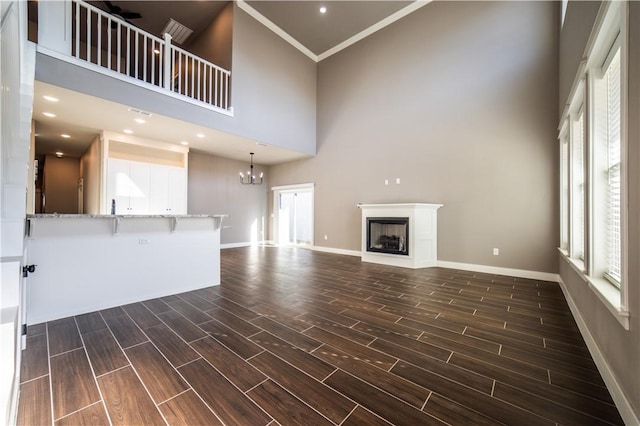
[163,33,172,90]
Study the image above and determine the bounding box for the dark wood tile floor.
[17,246,624,425]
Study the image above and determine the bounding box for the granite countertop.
[27,214,228,219]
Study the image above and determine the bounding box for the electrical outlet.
[139,238,149,245]
[396,178,401,184]
[384,179,389,186]
[493,248,499,256]
[324,234,328,240]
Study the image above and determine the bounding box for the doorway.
[273,183,314,246]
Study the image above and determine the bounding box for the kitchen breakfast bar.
[24,214,226,324]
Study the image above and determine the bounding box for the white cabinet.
[149,164,187,214]
[106,159,186,215]
[107,158,150,214]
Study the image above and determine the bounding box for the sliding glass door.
[274,184,314,246]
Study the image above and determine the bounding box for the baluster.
[74,1,80,58]
[126,27,130,76]
[97,14,102,66]
[86,7,91,62]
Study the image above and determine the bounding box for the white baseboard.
[310,245,362,257]
[220,242,253,249]
[436,260,559,283]
[220,241,276,249]
[557,278,639,425]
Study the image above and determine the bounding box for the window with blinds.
[605,48,621,284]
[571,111,585,259]
[560,132,569,251]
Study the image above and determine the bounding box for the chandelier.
[239,152,263,185]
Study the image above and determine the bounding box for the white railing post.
[38,0,73,55]
[163,33,172,90]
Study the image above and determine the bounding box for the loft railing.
[37,0,231,113]
[171,44,230,110]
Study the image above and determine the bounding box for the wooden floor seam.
[17,246,624,425]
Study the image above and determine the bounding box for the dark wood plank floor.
[17,246,624,425]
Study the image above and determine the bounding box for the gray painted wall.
[269,1,559,273]
[188,150,269,245]
[34,3,317,156]
[187,2,233,72]
[229,5,316,154]
[558,1,640,419]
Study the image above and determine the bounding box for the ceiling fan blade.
[120,11,142,20]
[103,0,117,13]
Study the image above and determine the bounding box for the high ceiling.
[36,1,428,163]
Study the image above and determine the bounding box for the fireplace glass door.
[367,217,409,255]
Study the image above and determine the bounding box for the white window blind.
[605,48,621,284]
[572,111,585,259]
[560,134,569,250]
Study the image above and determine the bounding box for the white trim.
[557,277,639,425]
[559,250,628,329]
[587,277,629,329]
[220,241,269,249]
[237,0,432,63]
[316,1,433,62]
[271,182,314,191]
[437,261,559,283]
[310,245,361,258]
[236,0,317,61]
[272,184,314,247]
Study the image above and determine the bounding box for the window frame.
[558,0,629,329]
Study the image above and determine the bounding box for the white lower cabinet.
[107,159,186,215]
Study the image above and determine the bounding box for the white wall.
[0,1,35,424]
[80,135,102,215]
[187,151,268,246]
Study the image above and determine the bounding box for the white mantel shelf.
[358,203,443,269]
[357,203,444,209]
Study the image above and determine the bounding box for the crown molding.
[237,0,433,63]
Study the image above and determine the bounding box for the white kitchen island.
[24,214,226,324]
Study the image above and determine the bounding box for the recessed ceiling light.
[134,118,146,124]
[43,112,56,118]
[320,6,327,14]
[180,141,189,146]
[61,134,70,138]
[153,49,161,55]
[55,151,64,157]
[196,133,205,138]
[43,95,59,102]
[123,129,134,134]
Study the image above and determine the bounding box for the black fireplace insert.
[366,217,409,255]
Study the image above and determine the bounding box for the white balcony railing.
[37,0,231,113]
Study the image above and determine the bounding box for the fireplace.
[366,217,409,255]
[358,203,443,269]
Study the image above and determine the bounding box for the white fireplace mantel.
[358,203,443,269]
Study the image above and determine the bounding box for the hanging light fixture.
[239,152,263,185]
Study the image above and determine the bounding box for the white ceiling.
[34,1,428,164]
[33,81,309,165]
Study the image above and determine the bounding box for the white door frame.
[272,183,314,246]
